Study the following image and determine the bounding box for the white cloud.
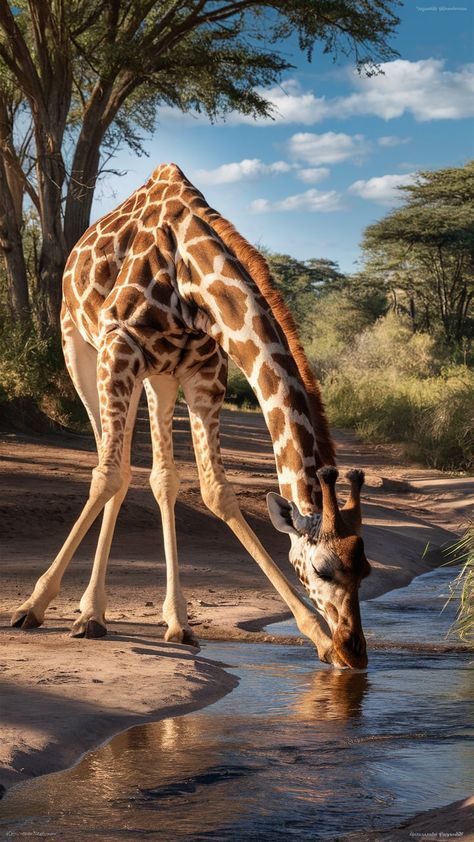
[158,60,473,129]
[250,188,344,213]
[378,135,411,147]
[245,78,329,125]
[194,158,291,184]
[336,60,474,122]
[296,167,330,183]
[288,132,371,165]
[348,172,417,206]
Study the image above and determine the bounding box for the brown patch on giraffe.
[279,483,292,499]
[284,385,310,420]
[252,313,279,344]
[228,338,259,377]
[207,281,248,331]
[257,362,280,401]
[219,257,242,282]
[152,337,181,356]
[276,440,303,474]
[196,337,217,357]
[326,603,338,624]
[141,208,160,229]
[291,420,315,459]
[164,199,186,219]
[132,231,155,253]
[113,358,130,374]
[217,363,227,386]
[135,259,154,288]
[267,407,285,442]
[296,478,313,511]
[198,369,215,381]
[334,535,370,578]
[272,352,300,381]
[181,216,209,244]
[164,183,181,199]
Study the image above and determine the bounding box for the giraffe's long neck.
[169,204,322,514]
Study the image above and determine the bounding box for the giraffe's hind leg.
[11,311,141,637]
[145,374,199,648]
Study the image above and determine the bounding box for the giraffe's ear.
[266,492,299,535]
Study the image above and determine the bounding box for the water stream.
[0,566,472,841]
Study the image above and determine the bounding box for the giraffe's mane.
[196,204,336,467]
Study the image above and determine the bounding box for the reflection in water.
[292,667,369,721]
[0,568,472,841]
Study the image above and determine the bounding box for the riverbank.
[0,409,472,796]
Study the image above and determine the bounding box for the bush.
[324,365,473,471]
[0,316,88,430]
[446,522,473,642]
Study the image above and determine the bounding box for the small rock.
[145,601,154,607]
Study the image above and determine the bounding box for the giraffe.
[12,163,371,669]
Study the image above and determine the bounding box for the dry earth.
[0,402,472,827]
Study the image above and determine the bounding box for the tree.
[360,162,474,345]
[0,0,400,328]
[265,252,350,339]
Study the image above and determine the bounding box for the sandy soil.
[0,403,472,802]
[339,795,474,841]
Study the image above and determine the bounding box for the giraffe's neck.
[169,202,321,514]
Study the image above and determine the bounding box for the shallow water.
[1,567,472,841]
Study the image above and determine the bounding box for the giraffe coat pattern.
[13,164,370,669]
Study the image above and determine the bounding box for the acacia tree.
[361,162,474,345]
[0,0,400,329]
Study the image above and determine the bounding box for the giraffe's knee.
[90,466,123,502]
[200,481,240,522]
[150,465,180,507]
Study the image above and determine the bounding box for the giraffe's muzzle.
[333,627,368,670]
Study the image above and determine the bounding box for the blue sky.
[93,2,474,273]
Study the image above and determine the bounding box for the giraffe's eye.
[315,570,333,582]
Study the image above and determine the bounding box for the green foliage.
[446,524,473,642]
[361,161,474,344]
[306,289,379,375]
[0,313,87,429]
[322,314,473,472]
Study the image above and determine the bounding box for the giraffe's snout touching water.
[12,162,370,669]
[267,468,371,669]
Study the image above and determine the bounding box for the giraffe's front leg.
[70,347,142,639]
[69,477,130,639]
[146,376,199,650]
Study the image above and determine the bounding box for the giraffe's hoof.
[165,626,200,650]
[70,619,107,639]
[11,608,42,629]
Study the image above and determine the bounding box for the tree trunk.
[64,140,101,252]
[0,160,30,321]
[34,119,69,332]
[64,86,115,251]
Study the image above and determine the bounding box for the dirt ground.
[0,403,472,802]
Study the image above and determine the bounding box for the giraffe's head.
[267,467,371,669]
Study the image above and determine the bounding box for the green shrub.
[446,522,473,642]
[324,365,473,471]
[0,316,88,430]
